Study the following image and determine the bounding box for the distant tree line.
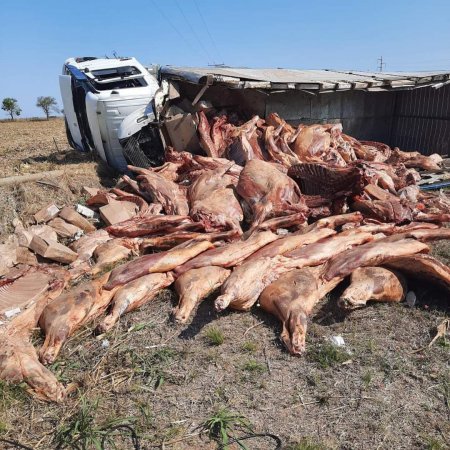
[1,96,60,120]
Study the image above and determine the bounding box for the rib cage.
[288,162,363,197]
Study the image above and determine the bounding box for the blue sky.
[1,0,450,117]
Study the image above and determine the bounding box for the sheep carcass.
[236,159,308,232]
[173,266,230,323]
[338,267,406,310]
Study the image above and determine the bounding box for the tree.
[36,96,59,120]
[1,98,21,120]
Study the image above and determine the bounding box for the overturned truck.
[60,57,450,171]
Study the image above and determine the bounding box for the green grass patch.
[308,343,351,369]
[200,408,252,449]
[205,327,225,346]
[54,394,137,449]
[241,341,257,353]
[242,359,266,373]
[286,437,327,450]
[361,370,373,388]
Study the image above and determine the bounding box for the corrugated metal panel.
[390,84,450,155]
[266,90,395,143]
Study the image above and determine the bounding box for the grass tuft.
[424,436,446,450]
[205,327,225,346]
[54,394,137,449]
[361,370,373,388]
[241,341,257,353]
[286,437,327,450]
[308,343,351,369]
[243,359,266,373]
[0,381,28,407]
[200,408,252,449]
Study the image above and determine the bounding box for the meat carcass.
[246,227,336,261]
[0,334,66,402]
[174,230,278,275]
[105,239,213,290]
[284,231,375,268]
[188,165,244,232]
[165,147,242,181]
[128,165,189,215]
[414,212,450,223]
[109,188,150,213]
[198,111,219,157]
[211,115,232,157]
[140,229,240,251]
[399,227,450,242]
[384,254,450,291]
[322,237,429,281]
[255,212,313,232]
[306,212,363,231]
[98,272,174,332]
[338,267,406,310]
[214,256,289,312]
[351,198,413,224]
[173,266,230,323]
[0,268,69,401]
[227,116,264,165]
[259,267,342,355]
[292,124,347,167]
[69,229,112,278]
[264,126,299,167]
[106,215,194,238]
[266,113,297,138]
[364,183,399,202]
[359,141,392,162]
[236,159,308,232]
[120,174,153,202]
[191,185,244,232]
[389,148,442,171]
[90,238,139,276]
[0,271,50,313]
[358,162,398,193]
[39,273,119,364]
[188,164,238,200]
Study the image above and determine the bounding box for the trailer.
[60,57,450,171]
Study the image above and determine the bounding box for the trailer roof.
[159,66,450,92]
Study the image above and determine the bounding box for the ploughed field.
[0,118,448,450]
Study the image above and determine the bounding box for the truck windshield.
[89,66,148,90]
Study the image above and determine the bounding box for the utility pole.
[377,56,386,72]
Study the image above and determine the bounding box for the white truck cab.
[59,56,159,171]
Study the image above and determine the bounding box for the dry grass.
[0,118,116,239]
[0,119,449,449]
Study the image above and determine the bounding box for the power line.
[175,0,212,64]
[193,0,224,65]
[377,56,386,72]
[150,0,204,61]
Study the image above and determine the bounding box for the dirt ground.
[0,119,449,450]
[0,118,115,240]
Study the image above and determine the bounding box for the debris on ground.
[0,112,449,403]
[329,335,346,347]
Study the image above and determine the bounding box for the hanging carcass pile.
[0,111,449,402]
